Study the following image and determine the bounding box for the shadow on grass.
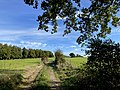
[45,60,55,68]
[26,61,41,64]
[0,69,23,75]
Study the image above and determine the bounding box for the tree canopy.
[69,53,75,58]
[54,49,65,65]
[84,39,120,89]
[24,0,120,44]
[0,43,53,60]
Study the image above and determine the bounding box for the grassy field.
[0,57,87,70]
[0,57,87,75]
[0,57,87,89]
[0,58,41,75]
[48,57,87,68]
[65,57,87,68]
[0,58,41,70]
[34,65,50,87]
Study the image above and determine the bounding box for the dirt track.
[19,62,61,90]
[49,67,60,90]
[19,64,43,89]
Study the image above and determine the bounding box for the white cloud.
[75,48,79,51]
[75,11,83,17]
[56,15,67,20]
[0,30,25,36]
[0,27,63,41]
[0,40,47,49]
[20,41,42,46]
[19,41,47,48]
[110,27,120,34]
[70,45,77,48]
[0,42,12,45]
[56,11,82,20]
[42,44,47,47]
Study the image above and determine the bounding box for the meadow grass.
[33,65,51,89]
[48,57,87,68]
[0,58,41,75]
[0,58,42,90]
[0,58,41,70]
[65,57,87,68]
[48,58,54,61]
[0,57,87,75]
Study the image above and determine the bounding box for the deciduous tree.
[22,47,29,58]
[69,53,75,58]
[28,49,36,58]
[24,0,120,44]
[54,49,65,65]
[85,39,120,89]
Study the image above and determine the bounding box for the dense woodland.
[0,43,54,60]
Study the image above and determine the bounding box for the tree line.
[0,43,54,60]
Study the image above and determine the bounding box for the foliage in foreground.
[63,39,120,90]
[0,74,23,90]
[24,0,120,44]
[85,39,120,89]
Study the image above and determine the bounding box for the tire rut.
[19,64,43,90]
[49,67,61,90]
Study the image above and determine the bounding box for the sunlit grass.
[0,57,87,75]
[48,58,54,61]
[48,57,87,68]
[34,65,50,88]
[0,58,41,70]
[65,57,87,68]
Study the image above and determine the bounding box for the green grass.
[0,58,41,70]
[33,65,50,90]
[51,57,87,82]
[0,57,87,75]
[65,57,87,68]
[0,58,41,75]
[48,57,54,61]
[48,57,87,68]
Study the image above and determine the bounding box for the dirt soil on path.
[49,67,61,90]
[19,64,43,90]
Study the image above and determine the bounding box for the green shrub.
[54,49,65,65]
[61,39,120,90]
[85,39,120,89]
[0,74,23,90]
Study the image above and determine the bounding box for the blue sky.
[0,0,120,56]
